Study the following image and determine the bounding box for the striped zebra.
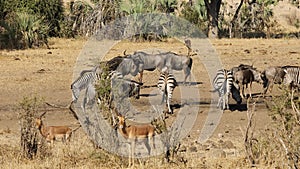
[213,69,241,110]
[282,66,300,89]
[71,67,101,103]
[157,70,177,114]
[71,66,102,112]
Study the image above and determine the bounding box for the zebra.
[70,66,102,112]
[213,69,239,110]
[282,66,300,90]
[157,70,177,114]
[71,66,101,103]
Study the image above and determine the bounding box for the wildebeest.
[160,52,193,84]
[261,66,286,94]
[113,57,140,77]
[232,65,263,98]
[231,64,254,75]
[127,50,194,84]
[128,51,167,83]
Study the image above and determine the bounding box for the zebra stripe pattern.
[157,71,177,114]
[282,66,300,89]
[71,68,100,103]
[213,69,234,110]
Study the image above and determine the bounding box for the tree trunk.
[230,0,244,38]
[204,0,222,38]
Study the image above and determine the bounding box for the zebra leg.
[217,97,222,108]
[222,95,226,110]
[225,93,229,110]
[82,97,87,113]
[160,92,166,104]
[167,97,172,114]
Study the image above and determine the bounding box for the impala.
[117,115,155,167]
[35,112,80,145]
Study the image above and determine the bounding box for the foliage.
[18,96,45,159]
[289,0,300,7]
[68,0,120,37]
[95,66,112,108]
[238,0,278,37]
[155,0,178,13]
[94,66,114,125]
[119,0,163,41]
[180,0,208,33]
[245,88,300,168]
[0,12,49,49]
[0,0,64,36]
[0,0,64,49]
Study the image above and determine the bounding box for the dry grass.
[1,37,300,168]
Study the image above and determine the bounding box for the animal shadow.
[139,93,158,97]
[177,81,203,86]
[229,103,248,111]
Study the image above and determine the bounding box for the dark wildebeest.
[261,66,286,95]
[232,65,263,98]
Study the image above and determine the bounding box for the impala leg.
[131,141,135,167]
[128,142,132,167]
[144,138,151,155]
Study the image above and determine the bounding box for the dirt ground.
[0,37,300,167]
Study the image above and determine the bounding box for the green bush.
[0,12,49,49]
[180,0,207,33]
[0,0,65,49]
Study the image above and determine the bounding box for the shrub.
[244,88,300,168]
[0,12,49,49]
[18,96,46,159]
[0,0,64,49]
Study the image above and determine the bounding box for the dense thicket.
[0,0,298,49]
[0,0,64,49]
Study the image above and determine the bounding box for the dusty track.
[0,38,299,167]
